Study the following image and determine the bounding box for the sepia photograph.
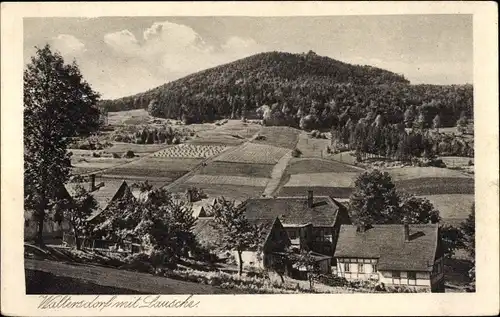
[1,1,498,316]
[22,13,475,295]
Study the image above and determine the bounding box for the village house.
[239,191,351,258]
[334,223,445,292]
[24,174,140,249]
[193,216,291,270]
[193,191,350,275]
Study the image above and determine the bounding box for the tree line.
[98,51,473,129]
[330,112,474,160]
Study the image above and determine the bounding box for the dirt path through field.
[262,151,293,197]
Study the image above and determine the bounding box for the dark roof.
[66,180,134,220]
[192,217,279,249]
[334,224,439,272]
[241,196,343,227]
[192,218,223,248]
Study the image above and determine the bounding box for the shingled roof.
[334,224,440,272]
[240,195,345,227]
[65,180,135,221]
[192,217,280,250]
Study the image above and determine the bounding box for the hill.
[99,50,473,129]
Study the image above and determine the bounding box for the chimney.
[186,189,193,203]
[403,217,410,242]
[307,190,313,208]
[88,174,96,192]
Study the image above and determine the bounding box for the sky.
[24,15,473,99]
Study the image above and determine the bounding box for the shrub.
[255,135,266,141]
[112,153,120,158]
[172,137,181,144]
[468,159,474,166]
[291,148,302,158]
[123,150,135,158]
[120,253,154,274]
[79,143,92,150]
[92,152,101,158]
[315,274,348,287]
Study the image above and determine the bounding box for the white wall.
[234,251,264,270]
[336,258,432,287]
[337,259,379,280]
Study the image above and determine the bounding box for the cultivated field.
[71,157,135,175]
[285,158,360,174]
[215,143,290,164]
[284,172,359,188]
[421,194,474,221]
[198,161,274,178]
[251,126,301,149]
[385,167,471,181]
[186,174,270,187]
[103,143,171,155]
[188,120,261,146]
[277,186,354,199]
[100,158,203,186]
[395,177,474,196]
[152,144,230,159]
[169,183,265,202]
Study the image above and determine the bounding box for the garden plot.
[152,144,230,159]
[251,126,301,149]
[284,172,359,188]
[186,174,270,187]
[215,143,290,164]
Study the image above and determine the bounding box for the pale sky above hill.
[24,15,473,99]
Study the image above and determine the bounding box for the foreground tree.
[461,203,475,289]
[460,203,475,259]
[293,250,320,290]
[24,45,101,246]
[349,170,400,225]
[62,184,98,250]
[398,193,441,224]
[210,197,262,276]
[135,189,196,268]
[440,224,465,258]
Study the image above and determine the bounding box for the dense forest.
[99,51,473,129]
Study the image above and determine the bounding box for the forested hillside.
[99,50,473,129]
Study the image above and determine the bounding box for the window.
[288,230,296,239]
[392,271,401,285]
[345,263,351,272]
[373,264,377,273]
[359,263,364,273]
[408,272,417,285]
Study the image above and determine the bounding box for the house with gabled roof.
[238,190,351,257]
[193,216,290,270]
[334,223,445,292]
